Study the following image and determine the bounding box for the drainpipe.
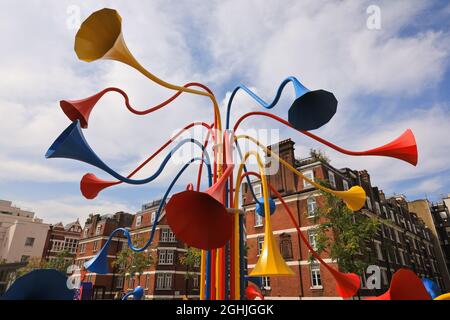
[296,198,304,298]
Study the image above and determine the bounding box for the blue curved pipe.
[225,76,308,129]
[84,156,212,275]
[225,77,308,300]
[225,76,308,204]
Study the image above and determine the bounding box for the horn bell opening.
[288,89,337,131]
[75,8,122,62]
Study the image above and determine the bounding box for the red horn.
[165,189,232,250]
[60,89,108,128]
[80,173,118,199]
[365,268,430,300]
[327,268,361,299]
[363,129,418,166]
[165,145,235,250]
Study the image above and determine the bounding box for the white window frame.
[310,264,322,289]
[136,215,142,227]
[307,197,317,217]
[366,197,372,211]
[254,212,263,227]
[303,170,314,188]
[308,229,318,250]
[342,180,349,191]
[328,170,336,188]
[253,184,262,199]
[257,236,264,256]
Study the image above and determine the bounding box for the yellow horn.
[237,151,294,277]
[331,186,366,212]
[250,220,295,277]
[74,8,208,97]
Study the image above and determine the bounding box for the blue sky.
[0,0,449,224]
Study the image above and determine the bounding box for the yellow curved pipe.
[235,135,367,211]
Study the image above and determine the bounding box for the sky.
[0,0,449,225]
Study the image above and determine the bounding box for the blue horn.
[45,120,111,173]
[84,228,129,274]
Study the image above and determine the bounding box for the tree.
[15,257,46,278]
[310,148,330,164]
[312,181,380,275]
[179,246,201,297]
[45,250,73,273]
[112,239,155,290]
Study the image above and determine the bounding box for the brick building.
[122,199,200,300]
[75,211,133,299]
[242,139,446,299]
[429,198,450,275]
[42,219,82,264]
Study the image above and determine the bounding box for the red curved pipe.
[240,171,361,298]
[233,111,417,166]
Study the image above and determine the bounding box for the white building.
[0,200,49,263]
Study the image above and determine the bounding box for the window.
[310,264,322,288]
[375,202,381,215]
[257,237,264,256]
[83,228,89,237]
[156,273,172,289]
[390,210,396,222]
[79,243,86,254]
[159,250,174,265]
[280,235,293,259]
[20,255,30,263]
[328,171,336,188]
[254,212,263,227]
[145,274,150,289]
[151,212,156,224]
[303,170,314,188]
[116,276,124,289]
[25,237,35,247]
[136,215,142,227]
[164,274,172,289]
[262,277,270,289]
[169,230,176,242]
[193,275,199,288]
[253,184,262,199]
[307,197,317,217]
[366,197,372,211]
[160,229,177,242]
[95,225,102,235]
[128,276,134,288]
[308,230,318,250]
[375,242,384,260]
[343,180,349,191]
[93,241,98,252]
[399,250,405,265]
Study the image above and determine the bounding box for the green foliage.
[310,148,330,164]
[45,250,73,273]
[15,257,46,278]
[179,246,201,279]
[312,180,380,274]
[14,251,75,278]
[112,239,155,277]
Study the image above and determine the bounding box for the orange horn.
[362,129,418,166]
[60,89,108,129]
[80,173,119,199]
